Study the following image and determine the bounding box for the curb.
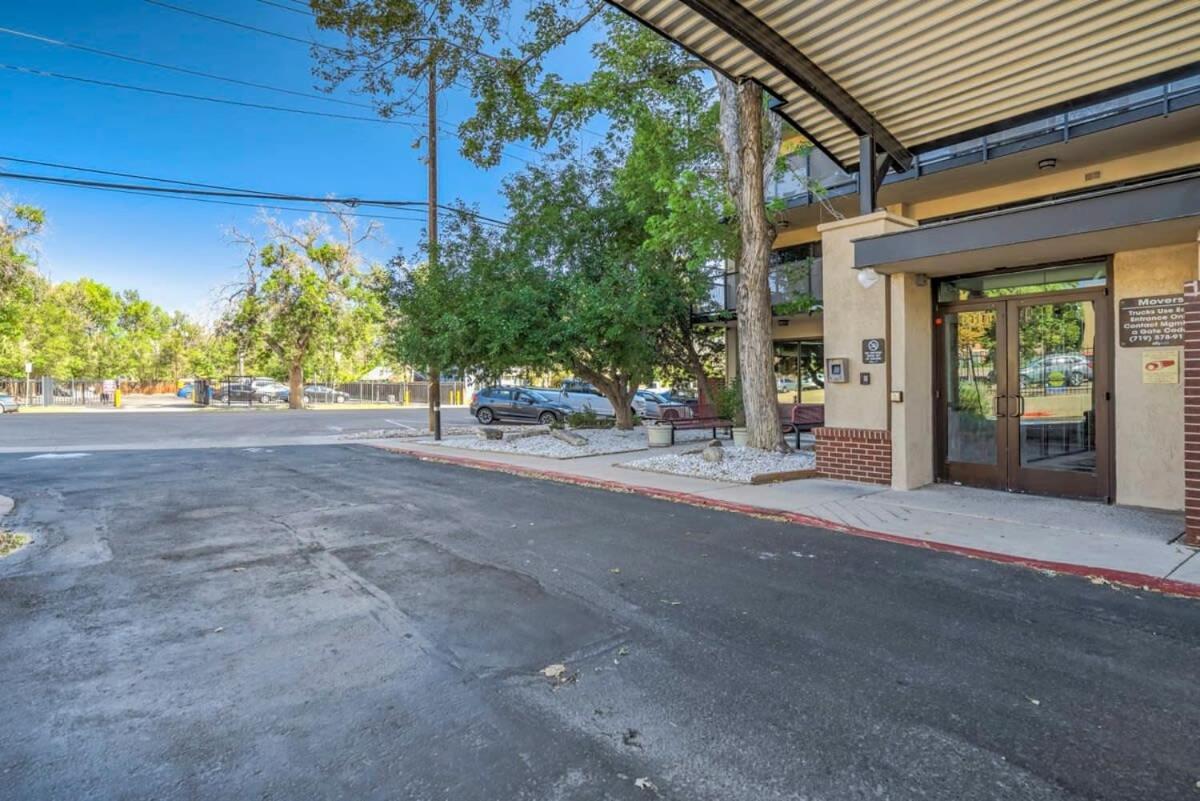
[378,444,1200,600]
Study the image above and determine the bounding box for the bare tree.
[224,209,379,409]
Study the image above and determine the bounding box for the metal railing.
[774,76,1200,208]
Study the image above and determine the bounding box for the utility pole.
[427,61,442,441]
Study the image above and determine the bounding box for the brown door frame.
[934,300,1009,491]
[1004,289,1112,500]
[934,277,1114,501]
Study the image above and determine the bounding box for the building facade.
[612,0,1200,536]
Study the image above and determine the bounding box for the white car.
[554,389,616,417]
[633,389,692,419]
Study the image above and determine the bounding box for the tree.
[314,9,791,448]
[226,213,378,409]
[0,200,45,356]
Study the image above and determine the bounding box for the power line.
[0,63,415,126]
[253,0,312,16]
[0,172,501,229]
[0,26,379,112]
[144,0,502,65]
[144,0,332,50]
[0,167,509,227]
[0,29,540,165]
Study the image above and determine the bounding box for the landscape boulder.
[476,427,504,440]
[551,429,588,447]
[701,444,724,463]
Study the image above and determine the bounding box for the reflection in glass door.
[773,341,824,406]
[937,287,1109,500]
[941,306,1005,489]
[1008,296,1105,497]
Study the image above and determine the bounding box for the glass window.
[773,340,825,406]
[770,243,823,304]
[937,262,1106,303]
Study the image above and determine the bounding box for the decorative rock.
[706,439,722,448]
[701,444,724,463]
[551,429,588,447]
[477,427,504,440]
[504,425,551,441]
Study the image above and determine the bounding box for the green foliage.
[565,408,606,429]
[716,379,745,427]
[222,215,378,402]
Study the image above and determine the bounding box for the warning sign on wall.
[1119,294,1185,347]
[1141,349,1179,385]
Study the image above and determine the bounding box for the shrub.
[566,408,615,429]
[716,379,745,426]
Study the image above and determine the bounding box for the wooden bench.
[660,403,733,445]
[780,403,824,448]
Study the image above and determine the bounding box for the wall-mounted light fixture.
[1037,157,1057,171]
[857,267,882,289]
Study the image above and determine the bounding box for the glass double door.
[937,291,1110,499]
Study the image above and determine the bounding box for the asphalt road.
[0,406,477,451]
[1,445,1198,800]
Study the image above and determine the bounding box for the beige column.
[816,211,918,484]
[889,272,934,490]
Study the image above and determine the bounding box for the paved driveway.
[0,445,1198,800]
[0,407,476,452]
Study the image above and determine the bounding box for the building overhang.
[852,171,1200,276]
[605,0,1200,172]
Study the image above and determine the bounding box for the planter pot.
[731,427,748,447]
[647,425,673,448]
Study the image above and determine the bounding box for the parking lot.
[1,440,1199,800]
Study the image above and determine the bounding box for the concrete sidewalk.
[365,437,1199,595]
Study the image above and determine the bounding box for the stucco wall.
[818,212,917,431]
[889,272,934,490]
[1112,242,1198,510]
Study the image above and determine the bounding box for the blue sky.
[0,0,603,317]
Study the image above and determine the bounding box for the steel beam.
[676,0,913,170]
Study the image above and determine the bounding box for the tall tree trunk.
[731,79,786,451]
[677,315,719,406]
[288,361,304,410]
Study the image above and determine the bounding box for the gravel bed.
[431,426,711,459]
[344,425,521,440]
[622,446,816,483]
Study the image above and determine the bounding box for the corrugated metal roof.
[609,0,1200,169]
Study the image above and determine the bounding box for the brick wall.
[1184,280,1200,547]
[814,427,892,485]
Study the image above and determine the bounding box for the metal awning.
[852,171,1200,275]
[607,0,1200,171]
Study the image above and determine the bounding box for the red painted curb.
[377,444,1200,599]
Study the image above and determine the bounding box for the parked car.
[0,393,19,413]
[633,389,692,419]
[655,389,700,409]
[304,384,350,404]
[470,387,574,425]
[214,378,289,404]
[177,383,193,398]
[1019,354,1093,388]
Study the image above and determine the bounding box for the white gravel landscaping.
[622,445,817,483]
[431,426,712,459]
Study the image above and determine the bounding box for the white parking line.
[385,419,417,431]
[22,453,91,460]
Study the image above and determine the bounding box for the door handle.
[993,395,1006,418]
[1010,395,1024,417]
